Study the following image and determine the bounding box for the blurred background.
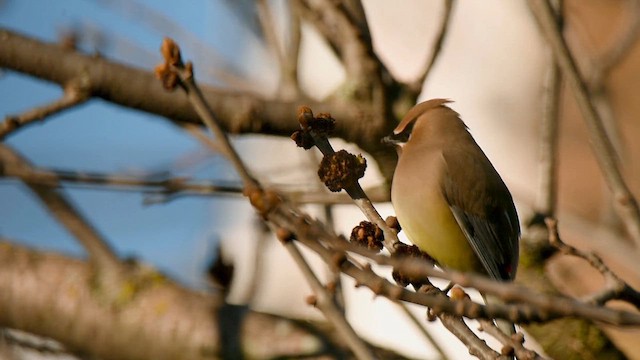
[2,0,640,359]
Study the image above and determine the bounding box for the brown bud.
[330,252,347,270]
[154,63,178,91]
[275,227,295,243]
[305,295,318,306]
[291,130,315,150]
[184,61,194,79]
[385,216,401,233]
[427,309,437,322]
[350,221,383,252]
[318,150,366,192]
[248,188,281,219]
[450,287,469,301]
[160,37,182,66]
[312,113,336,135]
[391,243,435,288]
[297,106,314,129]
[513,332,525,344]
[501,345,515,357]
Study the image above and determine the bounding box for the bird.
[389,99,520,334]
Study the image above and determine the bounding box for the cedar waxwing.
[390,99,520,333]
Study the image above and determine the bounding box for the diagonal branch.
[157,38,374,358]
[0,80,89,140]
[528,0,640,246]
[545,217,640,309]
[0,28,385,147]
[412,0,455,94]
[257,0,302,99]
[299,0,394,107]
[439,314,501,360]
[283,240,375,360]
[0,145,121,271]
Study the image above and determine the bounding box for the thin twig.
[528,0,640,246]
[327,236,640,326]
[0,82,89,140]
[296,108,399,251]
[287,1,303,84]
[591,0,640,85]
[0,165,242,197]
[0,160,389,204]
[438,314,501,360]
[545,217,640,309]
[0,145,121,271]
[535,0,562,218]
[412,0,455,93]
[284,241,375,360]
[158,39,374,359]
[171,67,259,192]
[257,0,300,99]
[396,302,450,360]
[478,320,545,360]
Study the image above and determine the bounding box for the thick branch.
[0,28,387,148]
[0,241,363,360]
[0,241,220,360]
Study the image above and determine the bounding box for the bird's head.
[383,99,455,151]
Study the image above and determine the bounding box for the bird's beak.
[382,132,408,157]
[382,132,409,146]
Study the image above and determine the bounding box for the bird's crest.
[394,98,453,135]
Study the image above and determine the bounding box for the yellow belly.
[392,182,481,273]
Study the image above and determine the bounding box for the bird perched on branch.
[389,99,520,335]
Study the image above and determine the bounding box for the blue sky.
[0,0,256,286]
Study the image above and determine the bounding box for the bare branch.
[257,0,301,99]
[0,241,217,360]
[283,241,375,360]
[545,217,640,309]
[534,0,562,219]
[528,0,640,246]
[293,107,399,251]
[0,28,386,148]
[438,314,501,360]
[331,238,640,326]
[478,320,545,360]
[0,145,121,272]
[157,39,378,358]
[0,164,242,197]
[157,40,259,192]
[412,0,455,94]
[0,80,89,140]
[396,302,451,360]
[299,0,392,106]
[590,0,640,86]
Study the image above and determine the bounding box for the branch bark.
[528,0,640,246]
[0,27,399,183]
[0,241,220,360]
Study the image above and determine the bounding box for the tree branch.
[0,28,384,144]
[0,79,89,140]
[528,0,640,246]
[0,241,220,360]
[0,145,121,272]
[412,0,455,94]
[283,241,375,360]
